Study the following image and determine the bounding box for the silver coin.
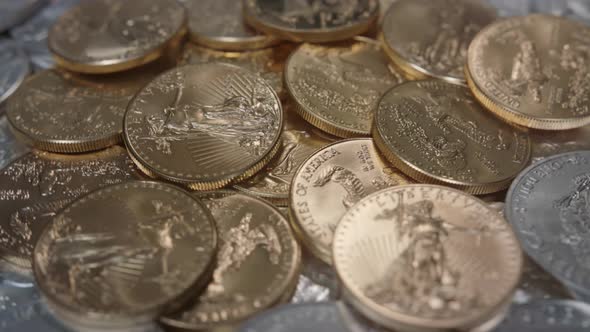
[513,256,572,304]
[494,300,590,331]
[0,39,30,105]
[0,274,66,332]
[10,0,81,71]
[506,151,590,295]
[291,275,337,304]
[0,0,47,33]
[486,0,532,16]
[568,285,590,305]
[0,115,29,169]
[238,302,380,332]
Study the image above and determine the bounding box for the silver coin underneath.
[0,115,30,169]
[495,300,590,331]
[0,0,46,33]
[0,39,30,105]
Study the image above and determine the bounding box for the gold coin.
[243,0,380,43]
[466,14,590,130]
[234,102,333,205]
[285,40,405,138]
[289,138,412,264]
[381,0,496,85]
[333,184,522,331]
[0,146,141,275]
[33,180,217,329]
[7,66,167,153]
[179,0,278,51]
[372,80,531,194]
[123,63,283,190]
[178,43,290,99]
[48,0,187,74]
[162,192,300,330]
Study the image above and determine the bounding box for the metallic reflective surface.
[0,39,30,105]
[495,300,590,331]
[0,0,46,33]
[0,115,29,170]
[530,126,590,162]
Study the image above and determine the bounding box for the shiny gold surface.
[285,40,405,137]
[381,0,496,85]
[373,80,531,194]
[180,0,278,51]
[333,185,522,331]
[467,14,590,130]
[162,193,300,329]
[7,66,167,154]
[234,102,333,205]
[123,63,283,190]
[289,138,411,264]
[243,0,380,43]
[48,0,187,73]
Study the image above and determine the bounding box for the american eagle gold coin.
[161,192,300,330]
[123,63,283,191]
[381,0,496,85]
[333,185,522,332]
[372,80,531,195]
[48,0,187,74]
[466,14,590,130]
[243,0,380,43]
[289,138,411,264]
[285,40,405,138]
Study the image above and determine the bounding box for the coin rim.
[0,40,30,105]
[333,183,523,330]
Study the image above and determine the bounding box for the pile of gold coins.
[2,0,590,331]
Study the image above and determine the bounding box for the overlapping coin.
[33,181,217,330]
[373,80,531,194]
[0,39,30,105]
[48,0,187,73]
[124,63,283,190]
[0,115,29,169]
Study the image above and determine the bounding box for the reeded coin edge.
[333,184,523,331]
[188,28,280,52]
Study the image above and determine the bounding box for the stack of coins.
[2,0,590,331]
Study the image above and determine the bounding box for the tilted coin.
[373,80,531,194]
[124,63,283,190]
[162,193,300,329]
[48,0,187,74]
[33,181,217,329]
[381,0,497,85]
[234,102,332,205]
[0,115,29,170]
[467,14,590,130]
[290,138,412,264]
[7,66,168,153]
[178,0,278,51]
[10,0,82,71]
[238,302,379,332]
[333,185,522,332]
[0,146,140,275]
[506,151,590,297]
[0,39,30,105]
[530,125,590,163]
[178,43,290,98]
[285,40,405,137]
[243,0,379,43]
[0,0,46,33]
[495,300,590,331]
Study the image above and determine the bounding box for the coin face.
[48,0,186,73]
[234,102,333,204]
[530,125,590,163]
[124,63,283,190]
[381,0,496,85]
[373,80,531,194]
[0,39,30,105]
[162,193,300,329]
[0,116,29,170]
[506,151,590,295]
[243,0,379,43]
[285,41,405,137]
[333,185,522,331]
[495,300,590,331]
[0,0,46,33]
[290,138,411,264]
[179,43,289,98]
[7,68,165,153]
[33,181,217,329]
[467,14,590,130]
[0,147,140,274]
[179,0,277,51]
